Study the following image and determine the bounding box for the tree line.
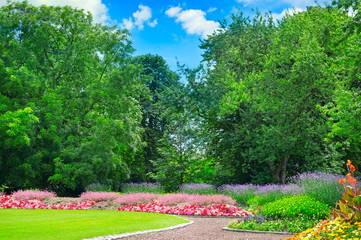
[0,1,360,195]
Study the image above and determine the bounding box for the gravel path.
[123,217,293,240]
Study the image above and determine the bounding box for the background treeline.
[0,1,360,195]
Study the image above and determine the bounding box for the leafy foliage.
[121,182,164,194]
[332,160,361,222]
[261,195,330,219]
[229,215,319,233]
[0,2,145,195]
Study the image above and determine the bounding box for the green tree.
[195,6,350,184]
[150,82,199,192]
[322,0,361,172]
[0,2,145,195]
[130,54,180,182]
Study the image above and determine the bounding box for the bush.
[157,193,236,206]
[12,190,56,200]
[261,195,330,220]
[288,218,361,239]
[114,193,236,206]
[291,172,344,206]
[116,193,159,206]
[180,183,217,195]
[228,215,319,233]
[84,183,111,192]
[121,183,164,194]
[79,191,120,201]
[218,184,256,205]
[246,184,304,207]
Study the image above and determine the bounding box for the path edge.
[222,227,294,235]
[84,216,194,240]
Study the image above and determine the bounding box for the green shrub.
[121,183,164,194]
[246,192,281,207]
[84,183,111,192]
[228,216,319,233]
[179,183,217,195]
[218,184,256,205]
[291,172,344,206]
[261,194,330,220]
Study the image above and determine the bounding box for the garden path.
[123,216,293,240]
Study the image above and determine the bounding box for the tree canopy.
[0,1,360,194]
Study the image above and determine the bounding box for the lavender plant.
[121,182,164,194]
[247,184,304,207]
[290,172,344,206]
[218,184,257,205]
[180,183,217,195]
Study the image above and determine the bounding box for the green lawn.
[0,209,189,240]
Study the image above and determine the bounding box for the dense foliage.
[261,195,330,219]
[0,2,145,195]
[1,0,361,195]
[188,3,361,184]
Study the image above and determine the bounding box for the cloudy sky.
[1,0,330,71]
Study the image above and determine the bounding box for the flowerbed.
[0,195,96,210]
[80,191,120,201]
[119,201,251,217]
[286,218,361,239]
[0,193,247,217]
[114,193,236,206]
[12,190,56,200]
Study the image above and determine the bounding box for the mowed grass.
[0,209,189,240]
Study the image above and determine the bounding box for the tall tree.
[0,2,145,195]
[130,54,180,182]
[194,7,350,184]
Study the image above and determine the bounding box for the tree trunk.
[268,161,281,183]
[269,155,289,184]
[281,156,289,184]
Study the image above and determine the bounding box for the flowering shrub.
[287,218,361,239]
[79,191,120,201]
[286,160,361,239]
[12,190,56,200]
[218,184,303,207]
[157,193,236,206]
[116,193,158,205]
[119,201,250,217]
[261,195,330,219]
[84,183,110,192]
[247,184,304,207]
[291,171,344,206]
[180,183,217,195]
[0,195,95,210]
[218,184,257,205]
[114,193,236,206]
[332,160,361,222]
[121,183,164,194]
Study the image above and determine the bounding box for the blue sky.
[2,0,330,71]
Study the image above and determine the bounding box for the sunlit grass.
[0,209,189,240]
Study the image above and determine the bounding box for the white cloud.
[122,5,157,30]
[235,0,258,7]
[148,19,158,28]
[166,7,220,38]
[235,0,325,9]
[207,7,217,13]
[283,0,316,8]
[1,0,110,23]
[165,6,182,17]
[271,7,304,20]
[122,17,134,30]
[133,5,151,30]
